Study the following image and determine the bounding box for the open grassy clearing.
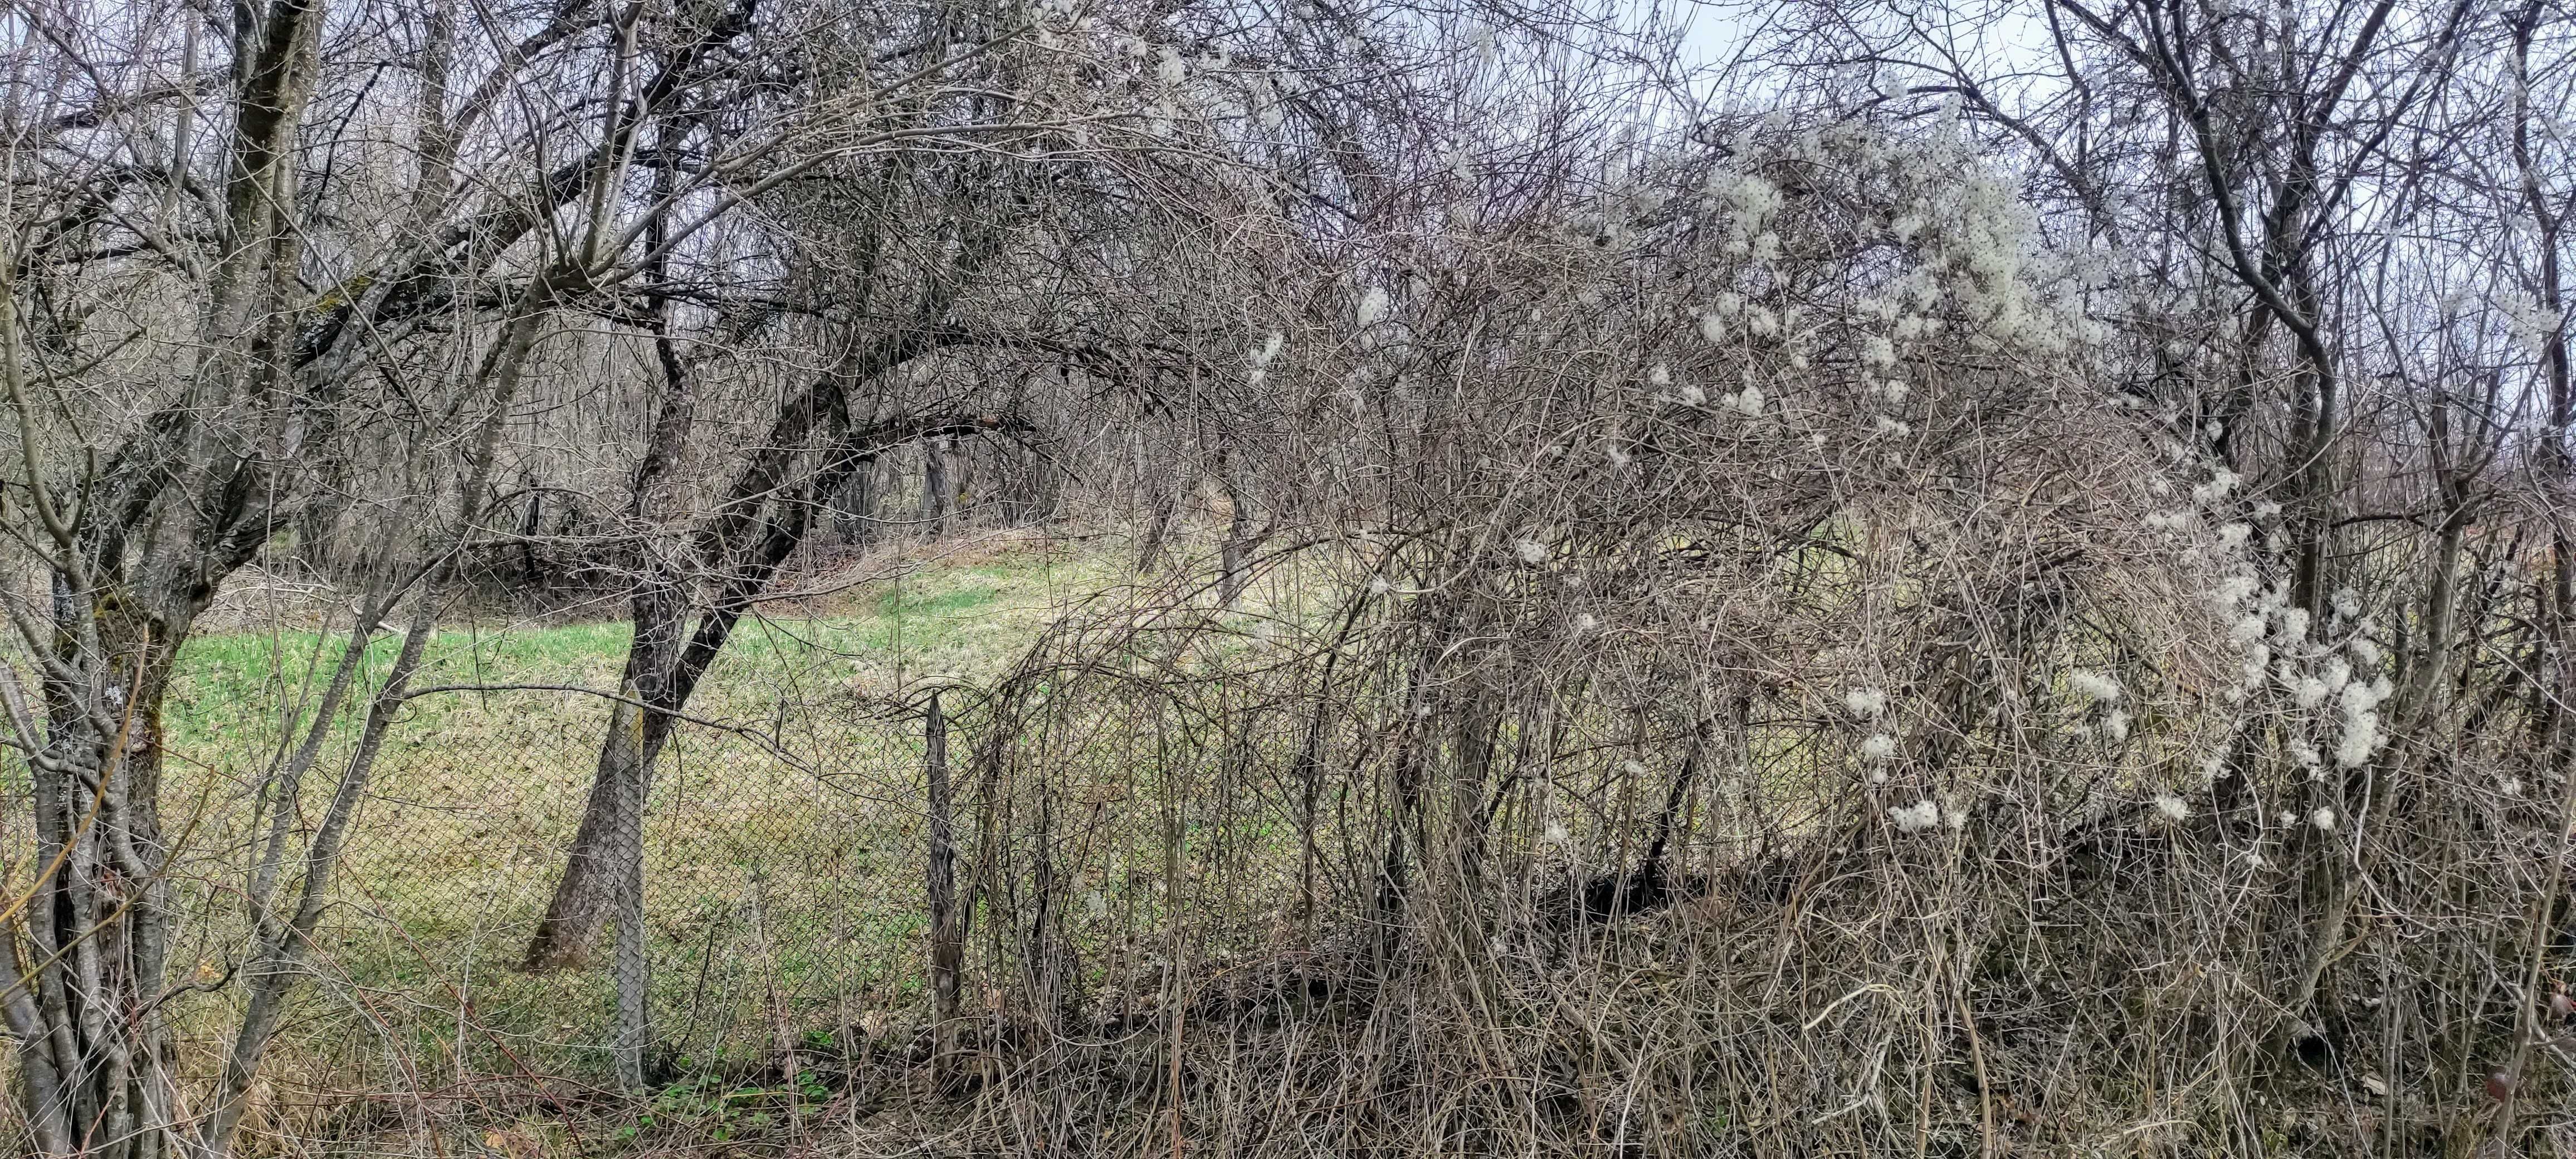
[137,536,1152,1095]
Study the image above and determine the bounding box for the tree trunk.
[836,458,880,545]
[522,548,691,972]
[9,617,184,1159]
[0,0,328,1146]
[1136,430,1178,571]
[519,473,545,584]
[923,435,953,535]
[202,608,438,1158]
[522,343,1011,971]
[1218,434,1254,606]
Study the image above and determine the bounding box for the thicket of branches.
[0,0,2569,1153]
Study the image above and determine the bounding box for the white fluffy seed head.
[2153,793,2188,821]
[2067,669,2123,703]
[1356,285,1390,329]
[1860,733,1897,760]
[2310,806,2337,831]
[1845,688,1887,718]
[2335,712,2378,768]
[1890,800,1940,832]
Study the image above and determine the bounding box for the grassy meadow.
[143,534,1135,1109]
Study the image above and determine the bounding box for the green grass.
[148,537,1132,1088]
[168,544,1109,732]
[129,532,1397,1112]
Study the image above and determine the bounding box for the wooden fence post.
[924,692,963,1078]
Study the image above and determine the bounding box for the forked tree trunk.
[0,616,186,1159]
[521,361,1013,970]
[0,0,327,1150]
[521,152,1026,977]
[523,244,697,974]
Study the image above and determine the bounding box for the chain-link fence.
[114,679,952,1133]
[16,544,2575,1158]
[99,648,1331,1155]
[0,536,1313,1151]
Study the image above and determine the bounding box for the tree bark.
[923,435,953,534]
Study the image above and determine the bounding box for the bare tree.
[0,0,946,1145]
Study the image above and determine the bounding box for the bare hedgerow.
[886,59,2576,1142]
[918,118,2353,1153]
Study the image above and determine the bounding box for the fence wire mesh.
[115,688,954,1126]
[7,528,2573,1159]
